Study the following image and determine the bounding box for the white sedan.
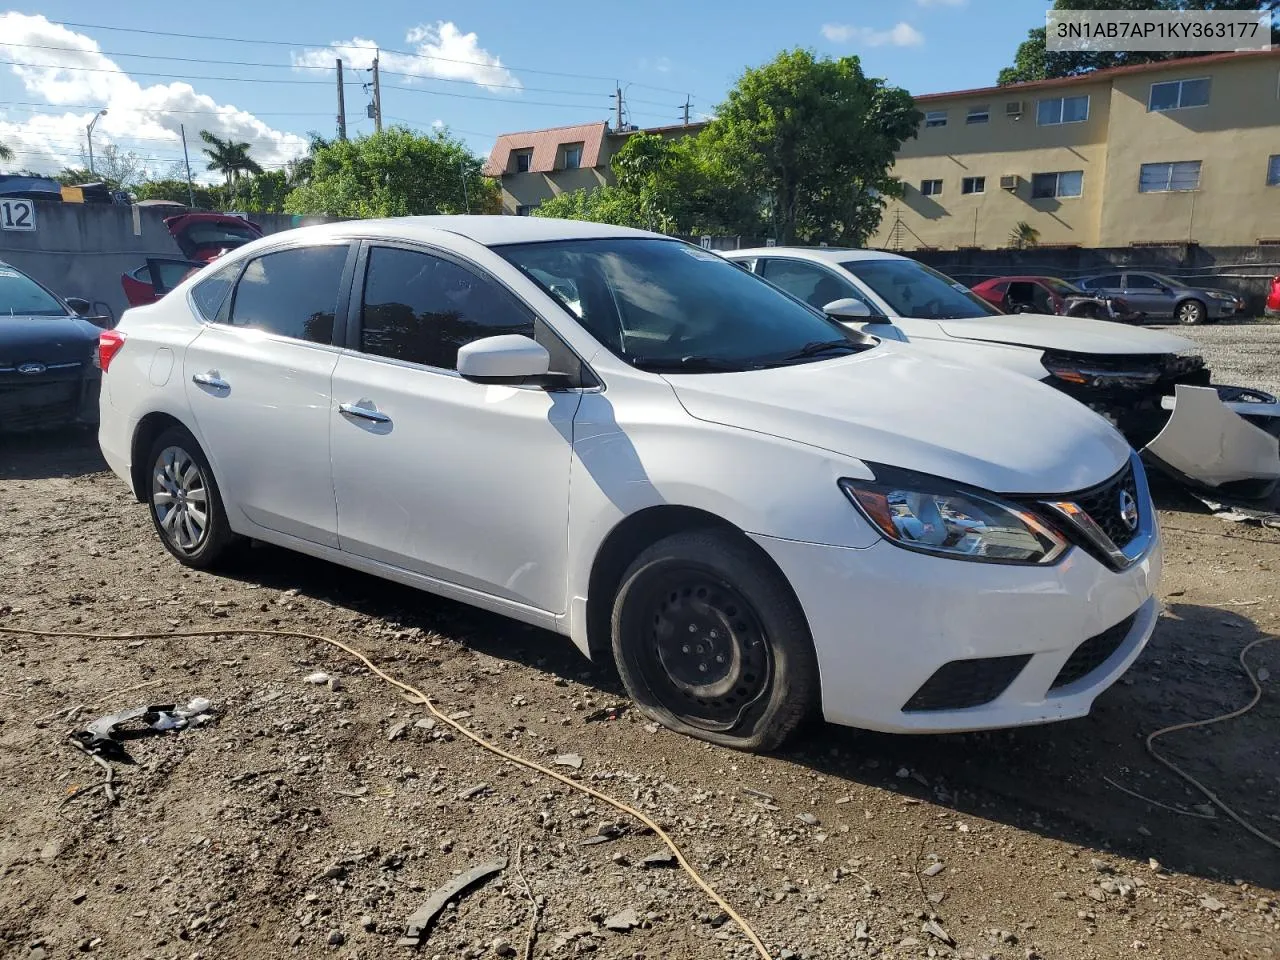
[98,217,1160,750]
[725,247,1280,499]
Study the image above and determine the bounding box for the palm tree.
[1008,221,1040,250]
[200,131,263,206]
[0,140,13,164]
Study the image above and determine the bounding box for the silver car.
[1076,271,1244,325]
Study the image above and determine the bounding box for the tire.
[610,529,819,751]
[1175,299,1207,325]
[145,425,239,569]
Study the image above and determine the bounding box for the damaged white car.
[727,248,1280,501]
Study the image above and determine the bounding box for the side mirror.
[457,334,551,383]
[65,297,91,315]
[824,298,886,323]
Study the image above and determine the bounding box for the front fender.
[1144,384,1280,487]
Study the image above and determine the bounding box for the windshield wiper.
[631,355,758,373]
[771,339,860,364]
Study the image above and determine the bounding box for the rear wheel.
[146,426,239,569]
[610,530,819,751]
[1175,299,1206,325]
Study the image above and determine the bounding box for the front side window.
[759,258,879,313]
[0,265,67,317]
[359,246,534,370]
[1139,160,1201,192]
[562,144,583,169]
[1031,170,1083,199]
[1125,274,1161,290]
[962,176,986,195]
[228,244,349,344]
[840,258,998,320]
[498,238,871,372]
[1148,78,1210,111]
[1037,94,1089,125]
[920,179,943,196]
[924,110,947,128]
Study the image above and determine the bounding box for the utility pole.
[86,108,107,175]
[372,53,383,133]
[613,84,624,131]
[460,158,470,214]
[681,96,690,126]
[336,58,347,140]
[180,123,196,207]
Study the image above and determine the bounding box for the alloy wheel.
[151,445,210,553]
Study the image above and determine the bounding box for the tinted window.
[760,258,874,312]
[229,245,348,344]
[360,246,534,370]
[1125,274,1160,289]
[0,264,67,317]
[1083,274,1122,289]
[839,258,998,320]
[499,239,870,372]
[190,260,240,321]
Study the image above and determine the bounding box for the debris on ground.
[554,753,583,770]
[397,859,507,946]
[71,697,214,758]
[603,907,641,932]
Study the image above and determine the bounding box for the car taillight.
[97,330,126,372]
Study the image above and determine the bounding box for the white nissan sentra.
[97,217,1161,750]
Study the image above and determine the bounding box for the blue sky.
[0,0,1042,178]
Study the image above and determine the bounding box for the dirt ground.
[1,432,1277,960]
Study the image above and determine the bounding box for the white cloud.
[293,22,519,94]
[821,22,925,47]
[916,0,966,7]
[639,56,673,75]
[0,13,308,177]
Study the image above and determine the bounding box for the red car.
[1267,274,1280,317]
[970,275,1141,323]
[121,213,263,307]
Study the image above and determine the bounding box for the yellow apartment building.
[870,49,1280,250]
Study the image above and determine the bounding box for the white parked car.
[726,248,1280,499]
[98,217,1161,750]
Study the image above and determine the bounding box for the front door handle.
[339,401,391,424]
[192,371,229,390]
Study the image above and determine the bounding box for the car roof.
[261,215,659,247]
[978,276,1065,285]
[726,246,911,264]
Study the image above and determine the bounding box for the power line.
[46,20,705,98]
[1,100,336,118]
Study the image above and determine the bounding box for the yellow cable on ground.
[0,625,774,960]
[1142,634,1280,851]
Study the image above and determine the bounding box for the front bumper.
[751,524,1161,734]
[1144,384,1280,494]
[0,369,100,431]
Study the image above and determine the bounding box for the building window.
[920,179,943,196]
[924,110,948,128]
[1267,155,1280,186]
[966,105,990,124]
[515,203,540,216]
[514,150,533,173]
[1030,170,1083,199]
[1138,161,1201,192]
[1148,78,1210,112]
[562,143,583,169]
[961,176,986,195]
[1036,95,1089,125]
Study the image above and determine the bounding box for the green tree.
[703,49,920,245]
[133,177,224,208]
[533,185,648,227]
[200,131,263,205]
[1008,221,1041,249]
[999,0,1279,84]
[283,127,495,218]
[241,170,290,213]
[0,140,13,164]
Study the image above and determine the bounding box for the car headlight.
[1207,291,1234,301]
[839,468,1069,565]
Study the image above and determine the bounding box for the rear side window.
[228,245,349,344]
[359,246,534,370]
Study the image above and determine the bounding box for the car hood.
[933,313,1196,355]
[665,342,1130,494]
[0,314,100,365]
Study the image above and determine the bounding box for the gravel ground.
[1,434,1278,960]
[1148,317,1280,397]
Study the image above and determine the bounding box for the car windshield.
[0,265,69,317]
[498,238,871,372]
[1042,277,1085,296]
[839,258,997,319]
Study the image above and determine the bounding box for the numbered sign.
[0,199,36,231]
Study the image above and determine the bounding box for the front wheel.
[1175,299,1206,325]
[146,426,240,569]
[610,530,819,751]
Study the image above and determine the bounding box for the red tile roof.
[915,48,1280,103]
[483,122,607,176]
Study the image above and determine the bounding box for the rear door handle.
[339,401,391,424]
[192,372,229,389]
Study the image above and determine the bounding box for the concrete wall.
[0,203,333,321]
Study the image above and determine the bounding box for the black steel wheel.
[611,529,818,751]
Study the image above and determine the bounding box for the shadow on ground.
[0,428,106,481]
